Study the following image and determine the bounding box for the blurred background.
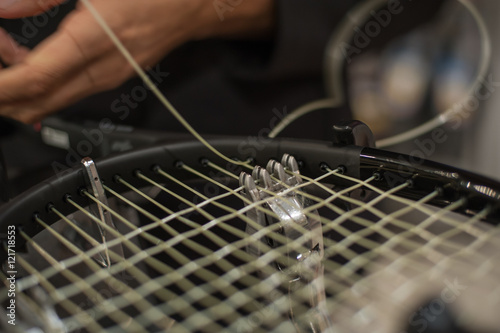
[341,0,500,180]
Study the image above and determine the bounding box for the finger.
[0,27,29,65]
[0,49,135,123]
[0,0,66,19]
[0,27,91,104]
[0,69,96,123]
[0,4,127,104]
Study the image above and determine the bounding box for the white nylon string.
[4,157,499,332]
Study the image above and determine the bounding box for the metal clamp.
[240,154,331,331]
[82,157,125,267]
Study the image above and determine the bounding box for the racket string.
[6,163,328,326]
[4,158,500,332]
[24,219,166,332]
[84,176,318,326]
[60,196,269,330]
[46,207,183,331]
[11,237,105,332]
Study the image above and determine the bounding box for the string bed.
[1,155,499,333]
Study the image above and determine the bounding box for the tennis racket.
[0,121,499,333]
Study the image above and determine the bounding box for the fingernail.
[0,0,18,10]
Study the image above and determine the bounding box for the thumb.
[0,0,66,18]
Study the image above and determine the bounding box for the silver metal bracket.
[82,157,125,267]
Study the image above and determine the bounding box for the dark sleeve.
[238,0,446,81]
[268,0,358,79]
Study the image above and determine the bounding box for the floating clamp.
[81,157,125,267]
[240,154,331,331]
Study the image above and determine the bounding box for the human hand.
[0,0,274,123]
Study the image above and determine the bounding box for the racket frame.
[1,137,499,262]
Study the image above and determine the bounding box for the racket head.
[0,136,499,333]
